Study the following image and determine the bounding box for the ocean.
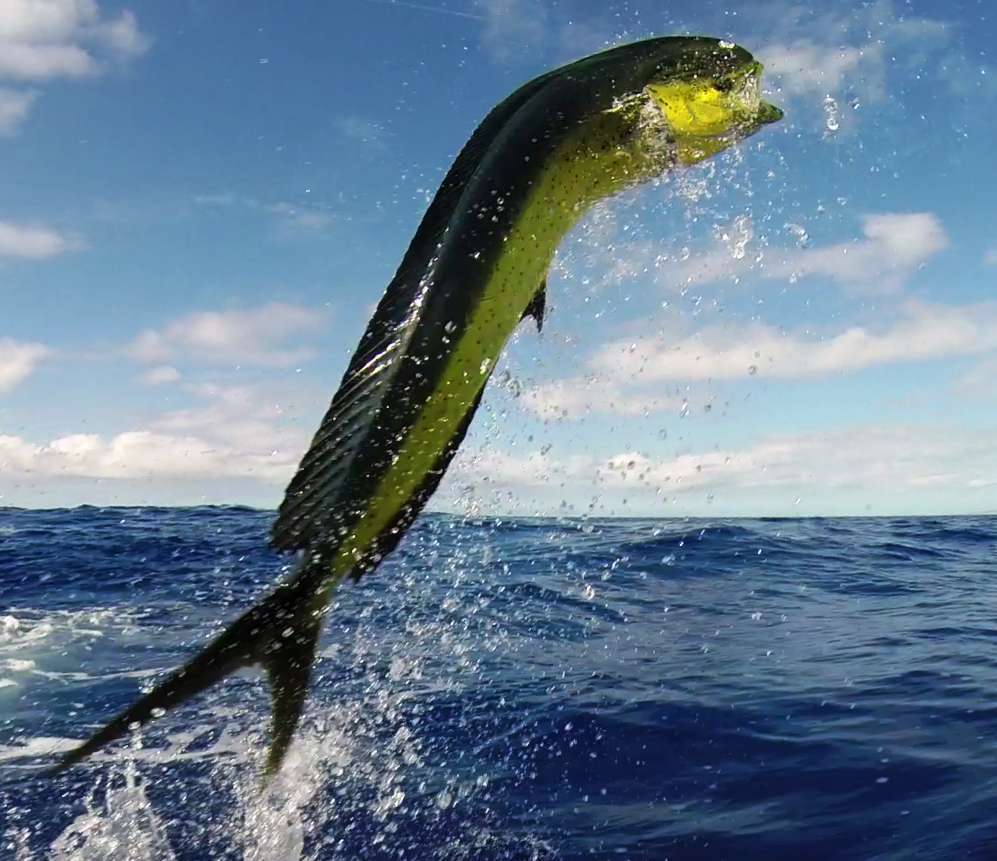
[1,507,996,859]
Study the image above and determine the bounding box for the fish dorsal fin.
[270,74,557,553]
[521,278,547,332]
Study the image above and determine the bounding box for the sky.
[0,0,995,516]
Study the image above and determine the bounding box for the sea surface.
[1,507,997,860]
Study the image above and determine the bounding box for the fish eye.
[715,78,734,93]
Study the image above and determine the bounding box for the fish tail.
[260,591,324,779]
[52,559,336,780]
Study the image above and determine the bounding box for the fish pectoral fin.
[521,277,547,332]
[51,573,329,779]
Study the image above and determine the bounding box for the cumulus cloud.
[0,87,36,135]
[0,381,312,487]
[0,429,296,486]
[265,202,334,233]
[664,213,947,294]
[518,300,997,420]
[755,0,956,108]
[0,219,80,258]
[593,425,997,499]
[767,213,948,292]
[474,0,546,61]
[591,301,997,384]
[761,41,874,98]
[333,115,389,151]
[520,376,697,421]
[127,303,327,368]
[444,423,997,514]
[0,0,149,132]
[0,338,49,392]
[0,0,149,80]
[140,365,181,385]
[194,194,336,235]
[955,357,997,399]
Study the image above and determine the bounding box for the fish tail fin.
[51,569,333,778]
[261,599,323,780]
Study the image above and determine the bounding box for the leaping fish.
[54,36,782,778]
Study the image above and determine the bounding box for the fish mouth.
[640,54,782,166]
[756,100,784,125]
[645,57,783,141]
[735,61,783,127]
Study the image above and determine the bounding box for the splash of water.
[48,762,176,861]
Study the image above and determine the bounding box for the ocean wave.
[2,509,997,858]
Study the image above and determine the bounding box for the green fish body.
[55,36,781,778]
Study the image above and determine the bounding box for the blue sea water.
[1,507,997,860]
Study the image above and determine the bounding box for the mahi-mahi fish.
[55,36,781,778]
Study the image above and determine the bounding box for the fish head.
[641,39,782,165]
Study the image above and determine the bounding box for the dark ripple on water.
[2,508,997,859]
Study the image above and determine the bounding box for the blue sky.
[1,0,995,515]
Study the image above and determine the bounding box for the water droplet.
[785,222,809,247]
[823,95,840,133]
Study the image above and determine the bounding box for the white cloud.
[591,301,997,384]
[0,219,80,258]
[0,0,149,80]
[515,299,997,422]
[0,1,149,132]
[474,0,546,61]
[0,381,312,487]
[127,303,327,368]
[140,365,180,385]
[0,41,96,80]
[666,213,947,293]
[0,429,293,483]
[767,213,948,292]
[521,376,692,421]
[265,202,334,233]
[955,357,997,399]
[96,9,147,59]
[443,422,997,515]
[755,0,956,108]
[590,425,997,500]
[0,338,49,392]
[0,87,35,135]
[333,116,389,151]
[761,40,874,98]
[194,194,336,235]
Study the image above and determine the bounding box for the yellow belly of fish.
[330,114,665,578]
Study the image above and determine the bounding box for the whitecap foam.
[0,736,80,763]
[0,615,22,642]
[0,607,152,677]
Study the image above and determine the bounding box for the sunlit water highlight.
[2,507,997,859]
